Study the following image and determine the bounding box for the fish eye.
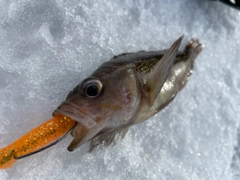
[86,84,99,97]
[83,80,103,98]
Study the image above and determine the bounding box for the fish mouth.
[53,101,97,129]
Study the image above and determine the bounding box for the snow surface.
[0,0,240,179]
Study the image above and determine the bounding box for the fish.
[0,35,202,169]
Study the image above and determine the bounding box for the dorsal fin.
[143,35,184,105]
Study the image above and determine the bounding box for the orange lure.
[0,114,76,169]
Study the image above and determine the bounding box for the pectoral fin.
[143,35,183,105]
[89,127,129,152]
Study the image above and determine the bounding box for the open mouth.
[53,101,97,129]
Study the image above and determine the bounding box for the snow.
[0,0,240,179]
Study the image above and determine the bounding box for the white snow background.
[0,0,240,179]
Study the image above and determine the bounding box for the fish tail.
[185,39,202,61]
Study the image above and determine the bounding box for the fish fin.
[143,35,183,105]
[88,127,129,152]
[113,52,131,59]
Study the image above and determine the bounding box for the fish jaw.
[53,101,111,151]
[53,101,97,129]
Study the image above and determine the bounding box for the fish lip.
[54,101,97,129]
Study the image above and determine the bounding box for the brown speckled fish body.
[53,36,202,151]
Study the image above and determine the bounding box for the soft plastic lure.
[0,115,76,169]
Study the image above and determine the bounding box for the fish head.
[53,65,141,151]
